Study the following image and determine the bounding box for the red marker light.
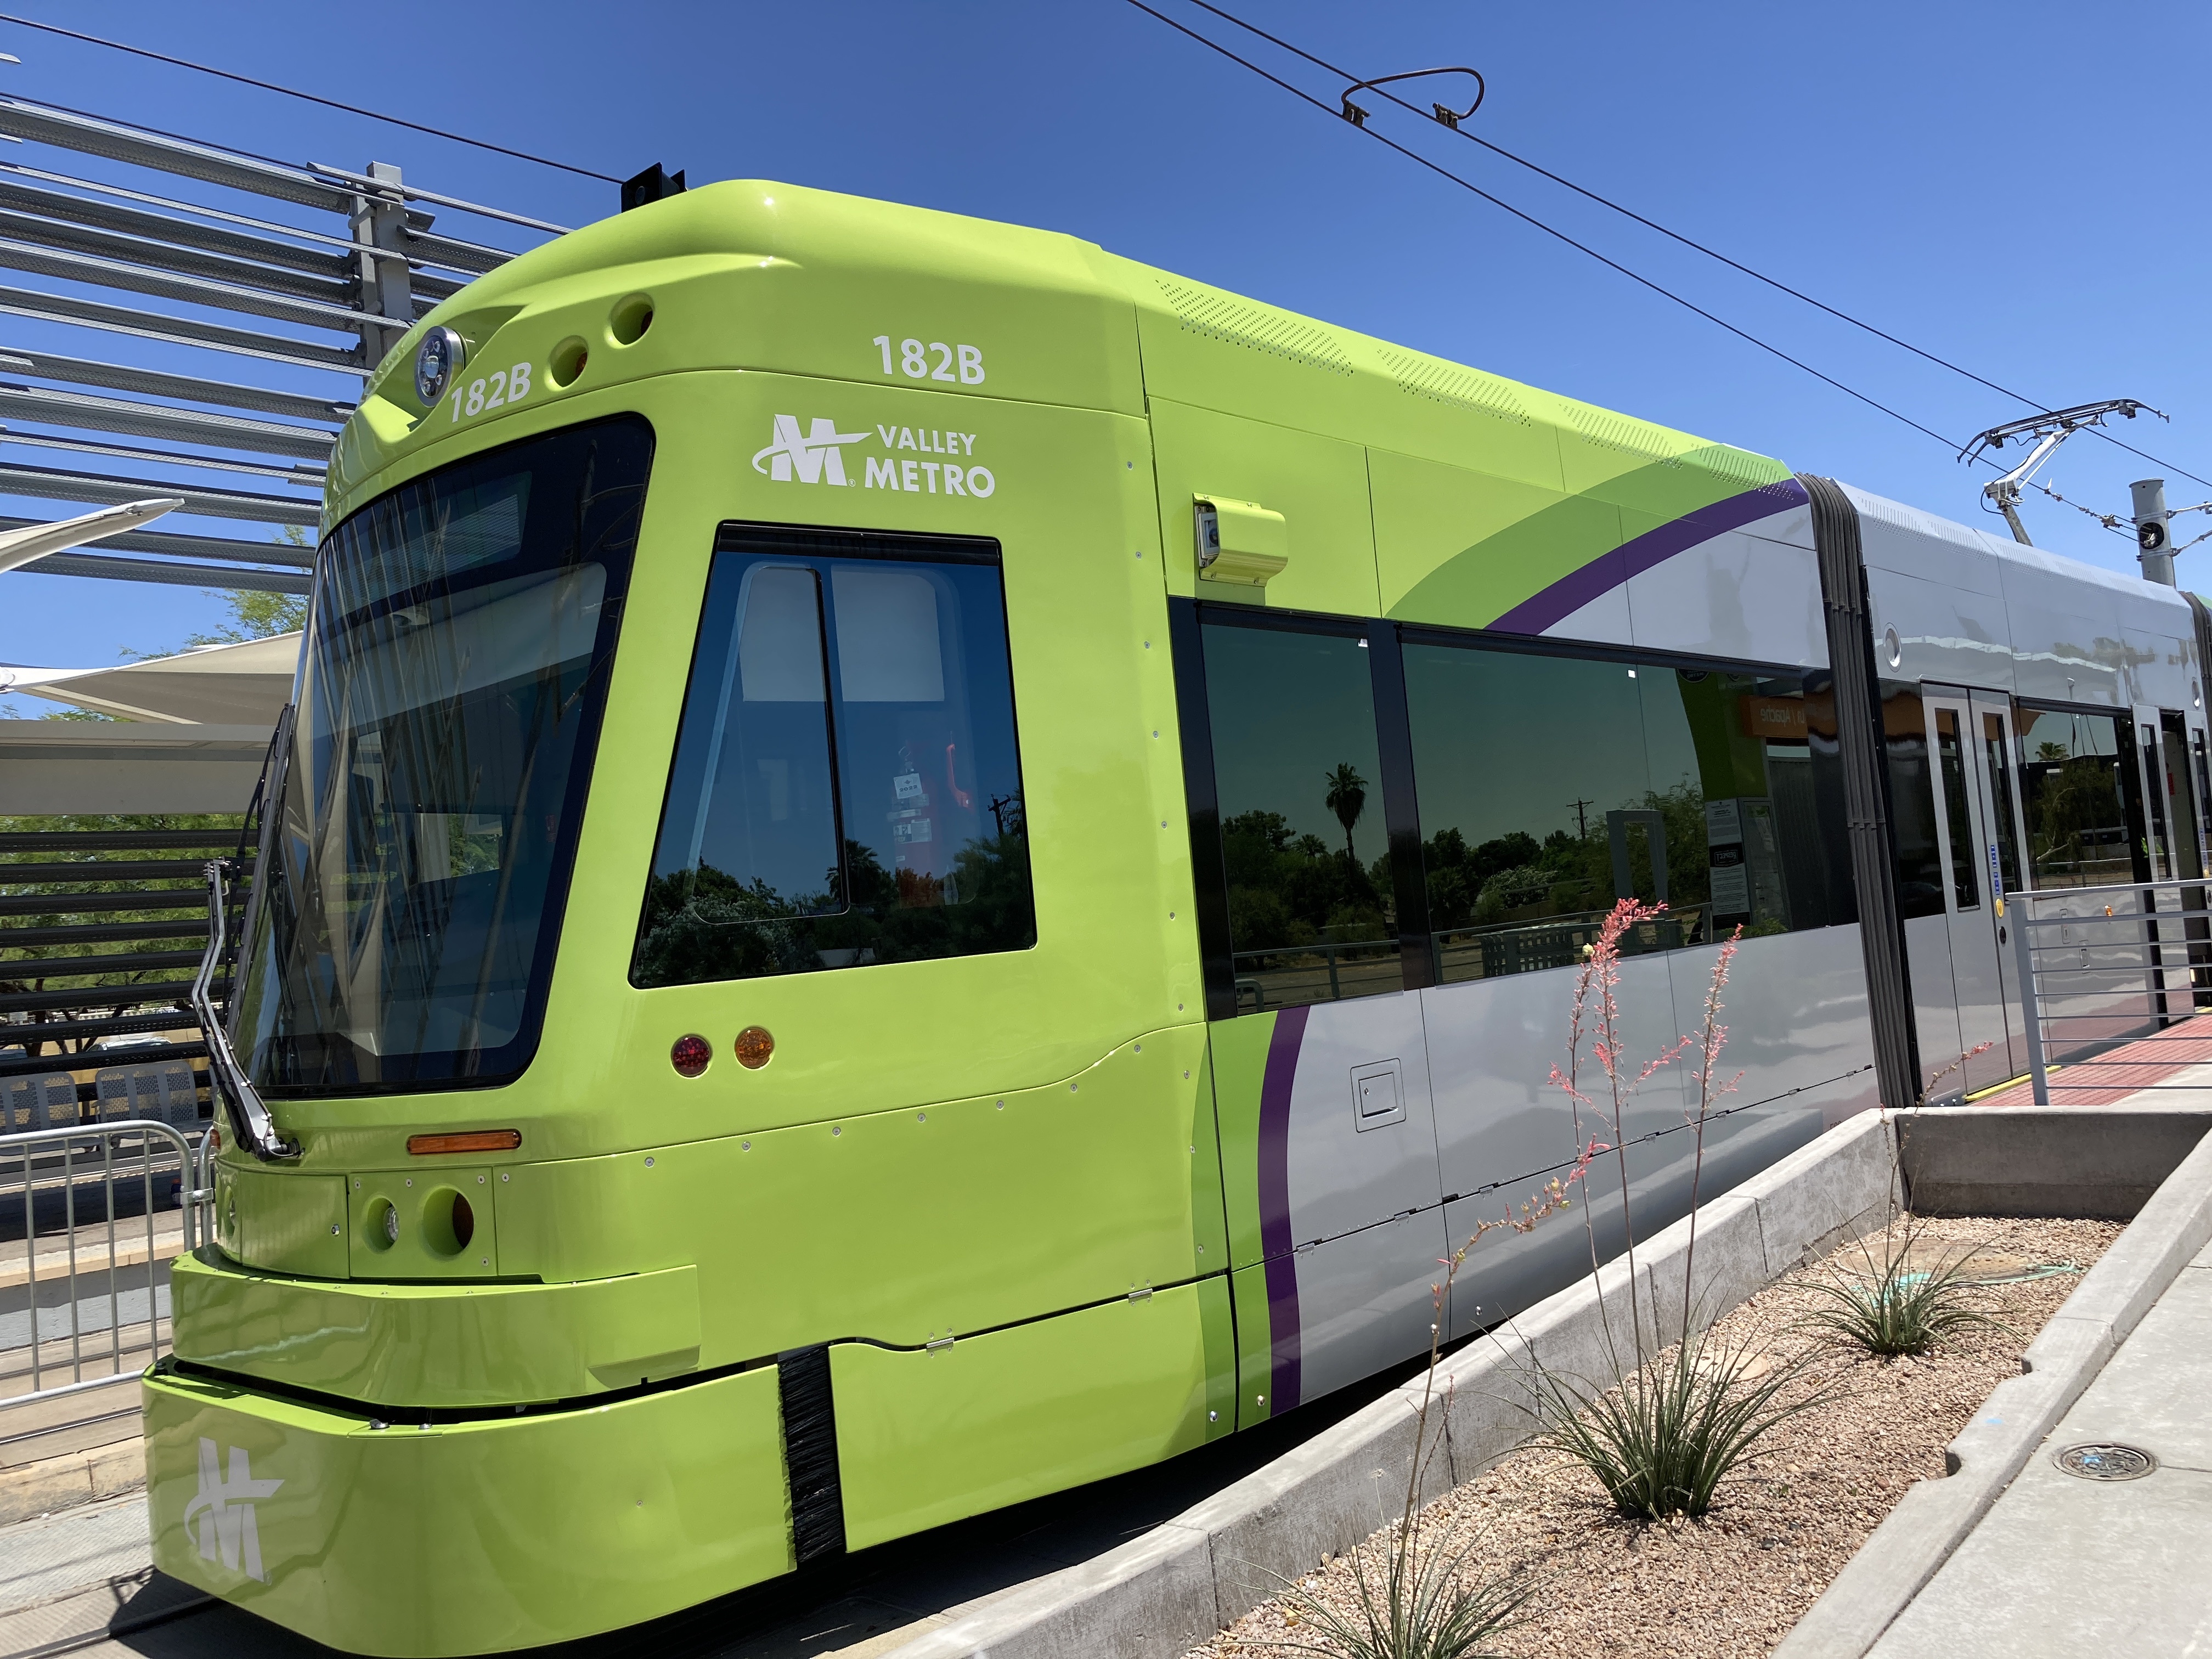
[671,1034,712,1077]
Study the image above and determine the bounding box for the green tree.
[1323,761,1367,874]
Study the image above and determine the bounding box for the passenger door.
[1920,687,2015,1096]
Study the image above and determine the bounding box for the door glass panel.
[1933,708,1980,910]
[1203,622,1397,1009]
[2195,730,2212,876]
[1982,712,2023,899]
[1882,687,1945,919]
[2015,706,2134,888]
[2163,719,2203,881]
[2143,723,2172,878]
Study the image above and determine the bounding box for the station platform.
[1865,1224,2212,1657]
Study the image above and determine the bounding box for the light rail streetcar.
[149,181,2212,1654]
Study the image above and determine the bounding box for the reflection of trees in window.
[1221,799,1390,954]
[1323,763,1367,875]
[1404,643,1853,982]
[633,822,1034,986]
[2016,708,2131,889]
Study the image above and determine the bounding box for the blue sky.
[4,0,2205,681]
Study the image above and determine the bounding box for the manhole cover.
[2055,1442,2157,1481]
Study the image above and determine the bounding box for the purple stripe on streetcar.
[1488,478,1809,638]
[1256,1003,1309,1414]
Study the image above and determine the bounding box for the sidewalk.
[1866,1228,2212,1656]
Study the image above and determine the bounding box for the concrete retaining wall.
[1901,1105,2212,1218]
[888,1108,1905,1659]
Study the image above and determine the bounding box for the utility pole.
[2132,479,2176,586]
[1567,797,1592,839]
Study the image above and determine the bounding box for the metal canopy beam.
[0,176,354,283]
[0,236,392,334]
[0,460,317,526]
[1,429,327,486]
[0,203,357,304]
[0,286,363,373]
[0,97,366,215]
[0,161,487,289]
[0,515,313,566]
[0,347,357,420]
[17,550,310,592]
[0,382,334,457]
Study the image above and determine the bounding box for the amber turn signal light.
[407,1130,522,1156]
[733,1025,774,1070]
[671,1034,712,1077]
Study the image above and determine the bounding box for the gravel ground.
[1186,1214,2120,1659]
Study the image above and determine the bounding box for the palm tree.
[1324,762,1368,874]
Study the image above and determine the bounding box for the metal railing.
[0,1119,209,1408]
[2009,876,2212,1105]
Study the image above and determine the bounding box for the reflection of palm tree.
[1324,763,1368,872]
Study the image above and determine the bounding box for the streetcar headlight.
[414,326,466,406]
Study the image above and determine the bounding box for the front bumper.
[143,1362,791,1656]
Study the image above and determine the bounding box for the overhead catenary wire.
[1156,0,2212,496]
[1121,0,1965,457]
[0,11,620,184]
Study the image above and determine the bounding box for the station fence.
[0,1120,210,1412]
[2008,876,2212,1104]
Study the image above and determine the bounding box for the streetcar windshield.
[233,418,653,1093]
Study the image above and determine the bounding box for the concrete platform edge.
[885,1108,1904,1659]
[1773,1119,2212,1659]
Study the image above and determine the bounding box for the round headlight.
[414,326,466,406]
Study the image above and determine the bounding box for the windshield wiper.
[194,704,301,1164]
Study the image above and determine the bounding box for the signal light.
[670,1034,712,1077]
[407,1130,522,1155]
[733,1026,774,1069]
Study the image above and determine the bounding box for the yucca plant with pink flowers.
[1514,899,1818,1521]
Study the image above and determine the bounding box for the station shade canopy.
[0,631,299,726]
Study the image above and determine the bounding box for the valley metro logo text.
[753,414,996,496]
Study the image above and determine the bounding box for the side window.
[1405,642,1855,984]
[2014,705,2132,888]
[1201,620,1396,1011]
[1638,664,1857,936]
[632,525,1032,987]
[1404,645,1652,979]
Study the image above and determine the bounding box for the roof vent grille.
[1153,279,1353,376]
[1376,348,1529,425]
[1566,404,1680,467]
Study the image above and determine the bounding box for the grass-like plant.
[1254,1250,1542,1659]
[1526,1322,1811,1521]
[1263,1519,1534,1659]
[1800,1227,2014,1357]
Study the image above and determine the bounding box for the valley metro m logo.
[753,414,867,484]
[183,1437,282,1581]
